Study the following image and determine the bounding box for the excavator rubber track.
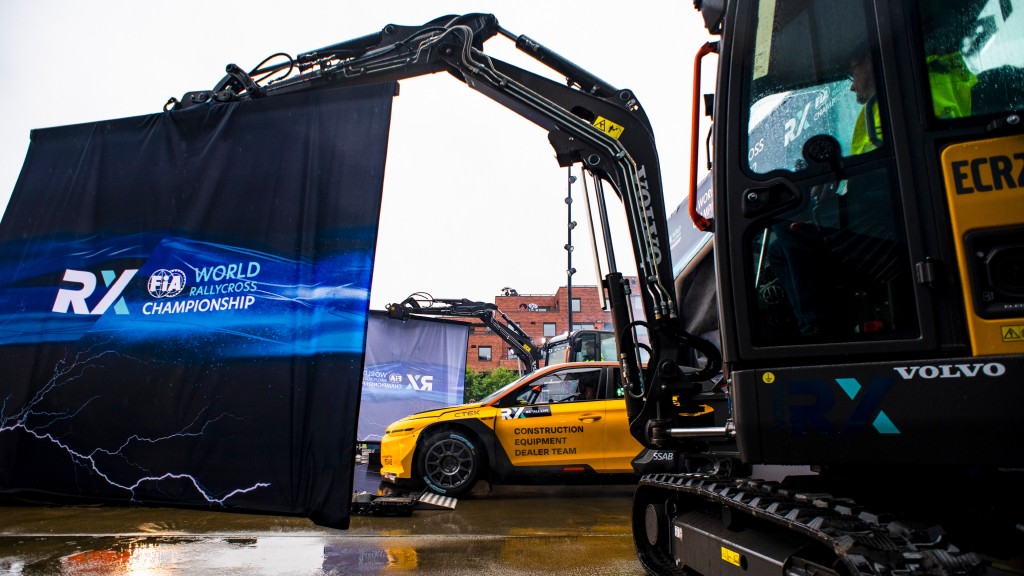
[631,473,1016,576]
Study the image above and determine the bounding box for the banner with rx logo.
[357,313,469,442]
[0,82,395,528]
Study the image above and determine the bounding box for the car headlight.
[384,426,417,437]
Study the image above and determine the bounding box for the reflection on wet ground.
[1,473,645,575]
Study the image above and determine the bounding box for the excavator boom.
[386,292,541,373]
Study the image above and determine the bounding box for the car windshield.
[479,373,533,404]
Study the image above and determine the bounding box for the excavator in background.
[385,292,541,374]
[543,328,655,367]
[543,329,618,366]
[169,2,1023,573]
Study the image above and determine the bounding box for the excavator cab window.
[919,0,1024,118]
[739,0,918,343]
[746,0,884,173]
[570,332,616,362]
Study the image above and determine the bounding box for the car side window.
[575,370,603,401]
[609,368,625,399]
[508,368,603,406]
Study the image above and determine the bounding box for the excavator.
[543,329,617,366]
[385,292,541,374]
[168,1,1023,573]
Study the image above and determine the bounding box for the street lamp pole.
[565,167,577,335]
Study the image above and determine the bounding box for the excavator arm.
[385,292,540,374]
[168,14,500,109]
[169,12,721,449]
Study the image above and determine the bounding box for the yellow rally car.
[379,361,676,496]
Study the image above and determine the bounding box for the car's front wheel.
[417,429,481,497]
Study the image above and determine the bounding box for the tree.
[464,366,518,402]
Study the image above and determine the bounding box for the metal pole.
[566,167,576,335]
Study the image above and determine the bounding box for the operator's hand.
[811,182,839,230]
[787,182,838,234]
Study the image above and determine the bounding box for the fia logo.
[147,269,186,298]
[52,269,138,315]
[406,375,433,392]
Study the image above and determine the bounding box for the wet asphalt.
[0,464,646,575]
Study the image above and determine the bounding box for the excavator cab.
[695,0,1024,467]
[630,0,1023,572]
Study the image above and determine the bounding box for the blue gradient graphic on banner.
[359,361,462,441]
[361,361,452,404]
[0,234,373,357]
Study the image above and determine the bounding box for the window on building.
[573,323,595,331]
[543,322,557,337]
[571,298,582,312]
[478,346,492,361]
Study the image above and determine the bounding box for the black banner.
[0,83,395,528]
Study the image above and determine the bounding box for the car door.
[599,368,646,472]
[493,366,606,470]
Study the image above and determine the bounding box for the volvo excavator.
[169,1,1023,573]
[385,292,541,374]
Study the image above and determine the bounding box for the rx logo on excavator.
[785,377,900,435]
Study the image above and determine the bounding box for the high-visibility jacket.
[850,52,975,155]
[851,97,883,155]
[927,52,977,119]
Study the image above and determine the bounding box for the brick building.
[464,276,643,373]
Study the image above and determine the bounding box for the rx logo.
[833,378,900,434]
[501,407,526,420]
[787,377,900,435]
[406,374,433,392]
[52,269,138,315]
[783,101,813,147]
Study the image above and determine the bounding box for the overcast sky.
[0,1,711,309]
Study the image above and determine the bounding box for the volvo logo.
[893,363,1006,380]
[636,165,662,265]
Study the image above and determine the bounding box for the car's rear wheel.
[417,429,481,497]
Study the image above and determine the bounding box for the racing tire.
[416,429,482,497]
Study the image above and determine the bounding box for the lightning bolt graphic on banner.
[1,342,271,506]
